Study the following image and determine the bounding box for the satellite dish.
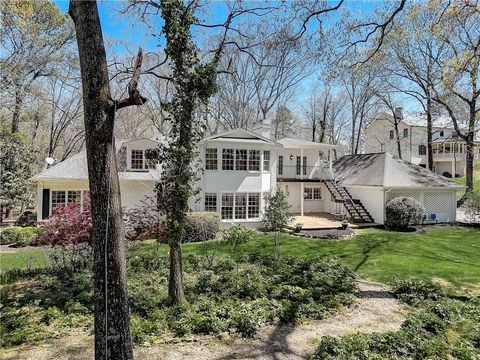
[45,157,55,165]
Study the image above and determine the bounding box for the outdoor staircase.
[324,180,374,223]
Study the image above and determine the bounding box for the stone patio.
[291,212,381,230]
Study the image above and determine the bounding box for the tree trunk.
[11,86,23,134]
[168,240,185,306]
[465,102,476,193]
[426,96,434,171]
[68,2,133,360]
[394,119,402,159]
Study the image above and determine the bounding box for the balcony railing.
[277,165,334,181]
[433,152,479,161]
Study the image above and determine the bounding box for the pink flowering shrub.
[124,198,165,241]
[37,196,92,271]
[37,196,92,246]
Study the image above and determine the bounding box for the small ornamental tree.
[123,198,164,242]
[263,187,292,259]
[385,196,424,231]
[37,196,92,271]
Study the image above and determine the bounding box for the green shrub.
[463,190,480,223]
[15,211,36,227]
[0,226,43,247]
[391,278,443,306]
[183,212,221,243]
[385,196,425,231]
[221,225,255,248]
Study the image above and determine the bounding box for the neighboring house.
[365,108,480,177]
[32,122,463,226]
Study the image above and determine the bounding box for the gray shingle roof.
[334,152,463,188]
[32,150,160,182]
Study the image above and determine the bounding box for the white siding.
[346,186,385,224]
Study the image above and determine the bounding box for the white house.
[365,109,480,177]
[32,122,463,226]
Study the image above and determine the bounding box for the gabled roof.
[276,137,338,149]
[367,112,457,130]
[32,149,160,182]
[201,128,277,145]
[334,152,463,189]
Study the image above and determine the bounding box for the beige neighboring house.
[365,108,480,177]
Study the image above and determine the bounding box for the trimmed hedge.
[0,226,44,247]
[385,196,424,231]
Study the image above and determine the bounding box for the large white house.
[32,122,463,226]
[365,108,480,177]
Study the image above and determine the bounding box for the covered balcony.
[277,165,334,181]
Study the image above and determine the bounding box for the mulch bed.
[295,228,355,240]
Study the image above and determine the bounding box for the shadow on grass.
[353,237,395,272]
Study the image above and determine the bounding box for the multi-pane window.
[204,193,217,212]
[263,150,270,171]
[304,187,321,200]
[248,150,260,171]
[205,148,217,170]
[296,156,301,175]
[278,156,283,175]
[51,190,66,211]
[248,193,260,218]
[222,149,235,170]
[303,156,307,176]
[403,128,408,138]
[236,149,248,170]
[418,145,426,155]
[221,193,234,219]
[235,193,247,219]
[389,130,394,139]
[67,190,82,210]
[131,150,144,170]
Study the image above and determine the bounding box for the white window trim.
[204,148,219,171]
[217,146,264,173]
[304,187,322,201]
[130,149,154,172]
[218,191,261,221]
[50,189,89,216]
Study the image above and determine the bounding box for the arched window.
[418,145,427,155]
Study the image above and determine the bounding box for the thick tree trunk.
[168,240,185,306]
[68,2,133,360]
[394,120,402,159]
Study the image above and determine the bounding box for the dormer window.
[130,149,154,171]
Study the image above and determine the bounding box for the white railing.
[277,165,334,181]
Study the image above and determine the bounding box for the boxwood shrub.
[385,196,424,231]
[0,226,44,247]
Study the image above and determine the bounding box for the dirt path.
[0,281,407,360]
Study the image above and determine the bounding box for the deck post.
[300,182,304,216]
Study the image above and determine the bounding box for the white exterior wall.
[36,179,155,221]
[345,186,385,224]
[123,138,159,171]
[385,189,457,223]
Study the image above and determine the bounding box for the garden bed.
[296,228,355,240]
[0,252,357,348]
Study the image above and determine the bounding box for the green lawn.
[2,226,480,292]
[0,248,50,271]
[454,162,480,194]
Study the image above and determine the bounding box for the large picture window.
[51,190,66,211]
[221,193,234,219]
[236,149,248,171]
[248,193,260,218]
[205,148,217,170]
[235,193,247,219]
[51,189,88,215]
[222,149,234,170]
[204,193,217,212]
[248,150,260,171]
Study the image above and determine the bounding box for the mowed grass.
[0,248,50,271]
[455,162,480,194]
[2,226,479,292]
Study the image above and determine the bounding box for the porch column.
[300,148,304,180]
[451,160,455,177]
[300,182,304,216]
[329,149,333,170]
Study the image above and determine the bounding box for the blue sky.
[52,0,420,112]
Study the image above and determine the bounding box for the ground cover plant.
[2,226,480,294]
[0,252,356,348]
[311,279,480,360]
